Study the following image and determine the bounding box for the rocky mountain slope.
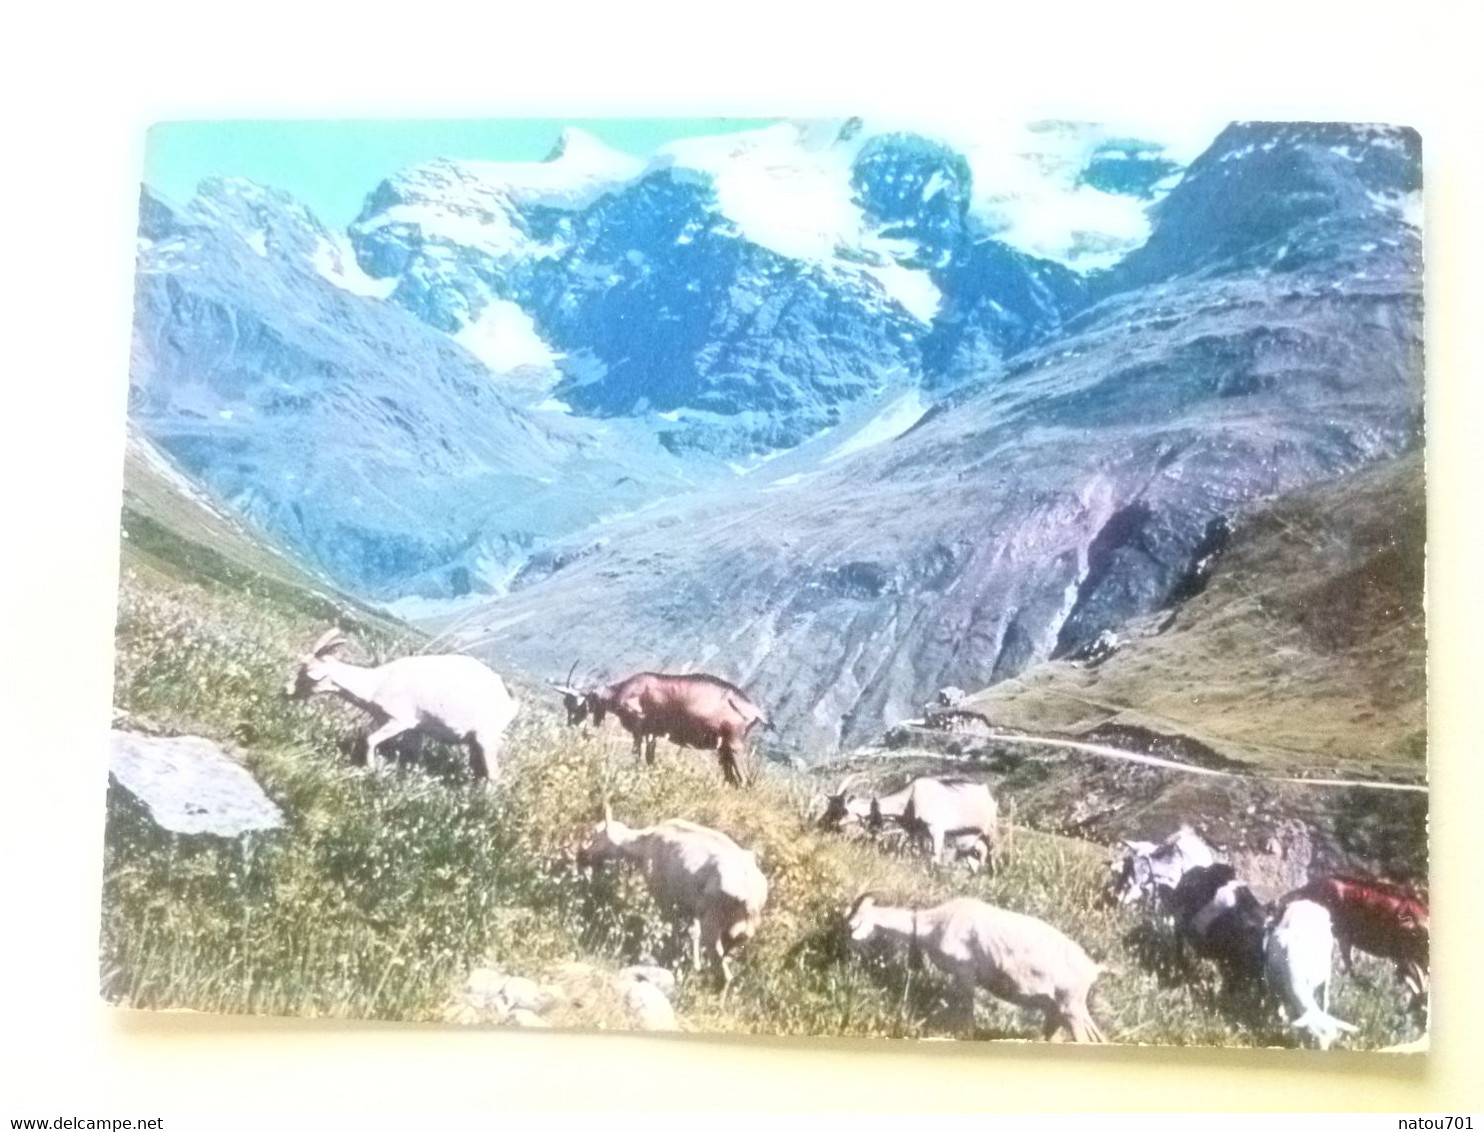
[945,453,1426,777]
[131,180,715,600]
[127,118,1423,756]
[129,119,1200,599]
[444,123,1423,753]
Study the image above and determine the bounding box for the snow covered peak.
[350,140,646,270]
[642,117,1224,273]
[362,137,643,223]
[543,126,640,176]
[649,122,863,263]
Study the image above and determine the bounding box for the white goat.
[284,628,520,780]
[577,811,768,987]
[1263,899,1359,1051]
[871,777,1000,874]
[820,777,994,870]
[847,894,1105,1042]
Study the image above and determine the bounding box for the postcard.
[104,116,1427,1052]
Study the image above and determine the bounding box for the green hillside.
[102,448,1426,1049]
[959,454,1426,780]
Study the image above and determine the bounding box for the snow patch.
[655,123,864,263]
[884,116,1223,269]
[860,259,941,323]
[359,117,1225,289]
[764,472,813,491]
[824,390,929,463]
[1368,189,1424,230]
[379,591,493,624]
[312,234,397,298]
[244,230,268,257]
[455,299,562,377]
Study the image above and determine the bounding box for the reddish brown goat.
[553,670,769,787]
[1279,874,1429,1010]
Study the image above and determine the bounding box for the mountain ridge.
[128,119,1423,745]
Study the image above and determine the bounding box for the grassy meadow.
[102,500,1427,1051]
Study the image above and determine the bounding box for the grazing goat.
[818,775,876,833]
[577,811,768,987]
[1263,899,1358,1050]
[821,776,997,872]
[868,777,999,874]
[284,628,519,781]
[553,668,769,787]
[1279,874,1429,1011]
[815,784,920,856]
[1168,864,1268,997]
[1108,824,1217,906]
[846,895,1105,1042]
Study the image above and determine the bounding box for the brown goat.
[554,669,769,786]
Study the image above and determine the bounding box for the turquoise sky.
[144,118,779,228]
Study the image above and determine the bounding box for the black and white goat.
[1167,864,1268,997]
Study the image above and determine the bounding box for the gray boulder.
[108,730,283,837]
[617,970,679,1031]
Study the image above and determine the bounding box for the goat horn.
[566,661,580,689]
[309,627,346,656]
[602,798,612,824]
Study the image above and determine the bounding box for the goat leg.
[949,971,977,1034]
[466,734,491,781]
[363,720,411,772]
[719,741,743,788]
[699,913,730,989]
[1338,938,1357,978]
[688,918,703,974]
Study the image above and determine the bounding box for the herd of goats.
[281,629,1430,1048]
